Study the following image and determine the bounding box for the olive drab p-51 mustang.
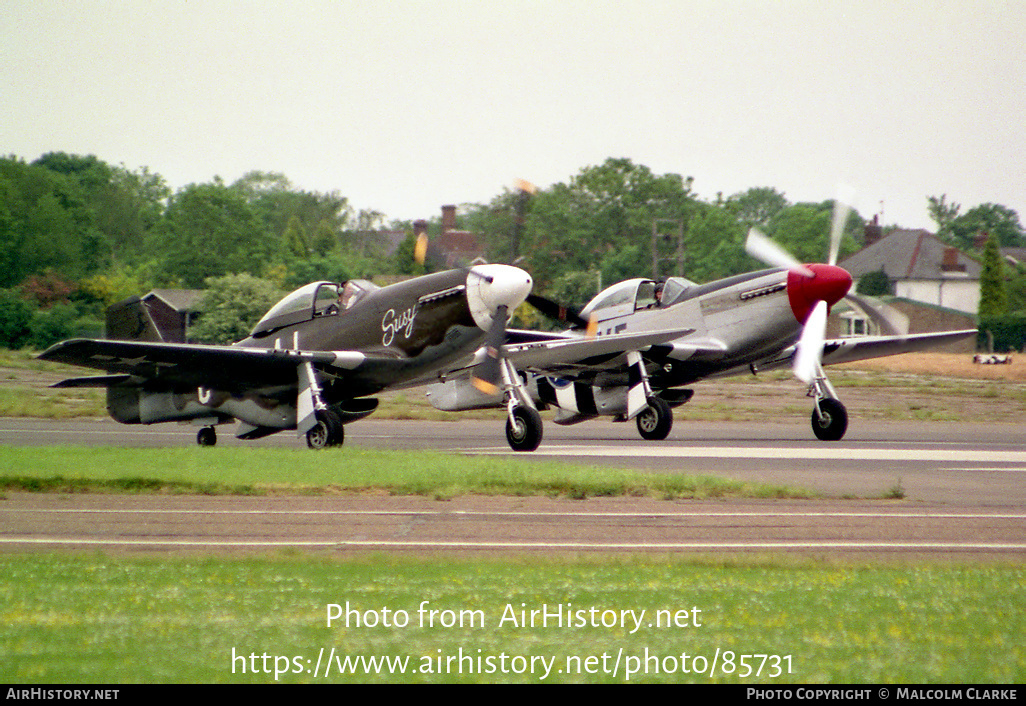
[39,264,687,451]
[428,203,978,445]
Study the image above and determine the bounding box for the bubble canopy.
[250,280,377,337]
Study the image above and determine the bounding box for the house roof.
[838,229,981,281]
[1001,247,1026,268]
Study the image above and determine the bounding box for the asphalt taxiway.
[2,418,1024,559]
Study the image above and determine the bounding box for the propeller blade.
[471,304,508,395]
[844,292,908,336]
[793,300,827,385]
[827,183,855,266]
[745,228,813,277]
[526,294,589,329]
[414,232,428,266]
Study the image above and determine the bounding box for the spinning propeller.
[744,186,855,384]
[471,303,508,395]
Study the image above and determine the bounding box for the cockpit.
[250,280,377,337]
[579,276,695,323]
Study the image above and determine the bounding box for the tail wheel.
[506,405,543,452]
[197,426,217,447]
[812,398,848,441]
[636,397,673,441]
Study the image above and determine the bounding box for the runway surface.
[2,418,1024,560]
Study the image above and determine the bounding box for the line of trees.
[2,152,1023,348]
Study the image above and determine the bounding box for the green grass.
[1,553,1021,683]
[0,446,810,500]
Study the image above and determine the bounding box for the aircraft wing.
[819,329,979,366]
[37,338,393,393]
[752,329,979,372]
[503,328,696,370]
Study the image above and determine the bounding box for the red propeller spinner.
[787,264,853,324]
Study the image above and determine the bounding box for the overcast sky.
[4,0,1024,232]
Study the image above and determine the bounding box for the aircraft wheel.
[506,405,543,452]
[636,397,673,441]
[812,398,848,441]
[306,411,343,449]
[197,427,217,447]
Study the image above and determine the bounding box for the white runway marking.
[3,508,1024,520]
[469,444,1026,464]
[1,537,1024,551]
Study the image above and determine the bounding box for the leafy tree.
[80,265,152,307]
[18,270,78,309]
[150,182,278,288]
[0,157,108,285]
[765,202,861,264]
[517,159,695,287]
[392,232,427,276]
[928,194,960,243]
[0,289,32,348]
[726,187,788,229]
[856,269,892,296]
[679,201,748,282]
[600,244,647,284]
[190,274,284,345]
[28,303,79,349]
[311,219,338,257]
[33,153,167,267]
[978,232,1008,319]
[545,270,604,311]
[950,203,1025,249]
[283,215,309,257]
[281,252,379,290]
[233,171,352,259]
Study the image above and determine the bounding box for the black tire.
[812,398,848,441]
[306,410,343,449]
[506,405,543,452]
[324,409,345,447]
[636,397,673,440]
[197,427,217,447]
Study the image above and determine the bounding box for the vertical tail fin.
[105,296,164,342]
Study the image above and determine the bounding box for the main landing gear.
[807,367,848,441]
[496,357,543,452]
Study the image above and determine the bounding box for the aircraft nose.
[787,264,852,324]
[471,264,533,309]
[466,264,534,329]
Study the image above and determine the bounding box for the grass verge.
[0,446,811,500]
[1,553,1021,683]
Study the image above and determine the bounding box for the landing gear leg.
[807,365,848,441]
[500,358,543,451]
[197,426,217,447]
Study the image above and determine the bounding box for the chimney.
[941,247,966,272]
[441,205,457,233]
[974,231,990,250]
[413,219,428,239]
[863,214,882,247]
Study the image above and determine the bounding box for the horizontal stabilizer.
[50,374,133,388]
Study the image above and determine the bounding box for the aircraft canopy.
[250,280,378,337]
